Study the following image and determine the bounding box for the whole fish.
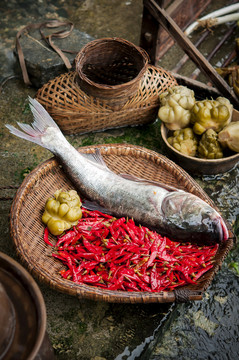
[6,97,229,243]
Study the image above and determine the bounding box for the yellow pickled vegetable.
[191,97,232,135]
[198,129,223,159]
[167,127,198,157]
[218,121,239,152]
[158,86,196,130]
[42,189,82,235]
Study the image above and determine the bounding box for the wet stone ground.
[1,1,239,359]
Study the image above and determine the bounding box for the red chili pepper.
[82,237,102,255]
[112,217,126,229]
[113,252,133,264]
[43,227,54,247]
[83,209,113,219]
[174,265,196,284]
[82,261,99,271]
[124,280,139,292]
[138,282,152,292]
[52,252,69,263]
[55,229,77,248]
[74,252,100,261]
[146,236,163,268]
[60,269,72,279]
[46,209,218,292]
[122,222,138,243]
[136,269,150,283]
[136,226,146,245]
[58,245,75,251]
[107,274,125,290]
[130,254,142,263]
[192,264,213,281]
[81,275,101,283]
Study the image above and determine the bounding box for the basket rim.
[9,143,234,303]
[0,251,47,359]
[75,37,149,91]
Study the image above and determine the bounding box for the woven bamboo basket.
[75,37,149,104]
[36,38,177,134]
[9,144,234,303]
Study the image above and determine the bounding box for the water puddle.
[145,269,239,359]
[199,163,239,224]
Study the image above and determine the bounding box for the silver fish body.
[6,98,229,243]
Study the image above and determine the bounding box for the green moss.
[77,321,87,334]
[19,166,34,180]
[98,121,163,152]
[22,103,31,114]
[17,154,40,181]
[81,135,98,147]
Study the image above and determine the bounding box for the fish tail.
[5,97,61,150]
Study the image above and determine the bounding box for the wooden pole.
[143,0,239,109]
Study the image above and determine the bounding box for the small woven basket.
[75,37,149,105]
[9,144,234,303]
[36,38,177,134]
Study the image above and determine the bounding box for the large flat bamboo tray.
[9,144,234,303]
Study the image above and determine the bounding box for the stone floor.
[1,1,239,359]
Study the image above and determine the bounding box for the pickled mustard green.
[191,97,232,135]
[158,86,196,130]
[198,129,223,159]
[167,128,198,157]
[42,189,82,235]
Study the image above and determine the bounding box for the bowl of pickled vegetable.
[159,86,239,175]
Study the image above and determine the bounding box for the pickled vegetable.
[158,86,196,130]
[198,129,223,159]
[167,127,198,157]
[191,97,232,135]
[218,121,239,152]
[42,189,82,235]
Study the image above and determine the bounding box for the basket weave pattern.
[36,65,177,134]
[75,37,150,102]
[10,144,234,303]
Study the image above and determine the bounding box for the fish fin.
[119,173,180,192]
[80,148,116,174]
[82,199,112,214]
[5,97,60,149]
[28,97,60,131]
[80,148,107,167]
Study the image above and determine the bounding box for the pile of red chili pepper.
[43,208,219,292]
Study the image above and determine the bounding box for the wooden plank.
[140,4,160,63]
[140,0,211,62]
[143,0,239,109]
[156,0,212,60]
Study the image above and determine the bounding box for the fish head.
[161,191,229,243]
